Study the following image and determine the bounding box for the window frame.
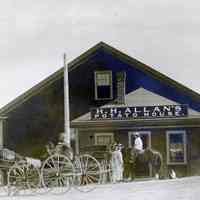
[94,133,114,146]
[94,70,113,100]
[166,130,187,165]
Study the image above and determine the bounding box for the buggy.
[0,143,103,196]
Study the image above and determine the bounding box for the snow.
[0,176,200,200]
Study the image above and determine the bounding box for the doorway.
[128,131,151,178]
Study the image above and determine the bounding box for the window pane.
[96,135,112,145]
[97,86,111,99]
[97,74,110,86]
[169,134,185,163]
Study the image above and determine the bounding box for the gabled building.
[0,42,200,178]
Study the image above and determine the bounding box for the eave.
[71,117,200,130]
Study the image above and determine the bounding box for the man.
[45,141,55,156]
[55,132,73,160]
[130,132,143,180]
[133,132,143,152]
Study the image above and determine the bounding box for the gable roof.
[69,42,200,101]
[0,41,200,116]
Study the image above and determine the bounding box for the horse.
[136,148,163,178]
[123,147,163,180]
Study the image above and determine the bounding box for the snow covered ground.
[0,176,200,200]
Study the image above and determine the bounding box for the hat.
[110,142,117,151]
[117,143,124,149]
[133,132,140,137]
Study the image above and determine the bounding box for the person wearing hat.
[130,132,143,180]
[45,141,55,155]
[133,132,143,152]
[111,143,124,183]
[55,132,73,160]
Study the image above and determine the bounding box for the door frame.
[128,130,152,177]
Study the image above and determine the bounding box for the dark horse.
[136,148,163,178]
[123,147,163,179]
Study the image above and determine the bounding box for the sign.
[91,105,188,120]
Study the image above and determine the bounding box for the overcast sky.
[0,0,200,108]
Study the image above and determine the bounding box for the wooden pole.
[64,53,70,147]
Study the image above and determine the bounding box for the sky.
[0,0,200,108]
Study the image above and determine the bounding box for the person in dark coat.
[122,147,135,181]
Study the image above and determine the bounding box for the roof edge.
[69,41,200,102]
[0,68,64,115]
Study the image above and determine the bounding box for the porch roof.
[71,116,200,130]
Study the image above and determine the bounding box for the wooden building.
[0,42,200,178]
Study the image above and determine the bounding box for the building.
[0,42,200,178]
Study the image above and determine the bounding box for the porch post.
[0,119,4,184]
[75,129,79,155]
[0,119,4,148]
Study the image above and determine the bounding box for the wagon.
[0,143,103,196]
[80,145,113,184]
[0,148,41,196]
[41,152,102,194]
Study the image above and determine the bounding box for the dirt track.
[0,176,199,200]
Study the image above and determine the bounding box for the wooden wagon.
[80,145,113,183]
[0,144,103,196]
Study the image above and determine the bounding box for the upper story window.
[94,71,113,100]
[166,130,187,165]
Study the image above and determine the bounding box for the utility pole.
[64,53,70,147]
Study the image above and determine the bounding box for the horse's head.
[144,148,152,156]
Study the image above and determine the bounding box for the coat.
[111,149,124,182]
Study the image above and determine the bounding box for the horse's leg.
[130,156,137,180]
[153,154,162,179]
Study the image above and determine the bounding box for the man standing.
[130,132,143,180]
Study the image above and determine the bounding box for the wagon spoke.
[50,157,56,169]
[87,174,99,182]
[46,161,54,169]
[57,156,60,173]
[85,175,94,184]
[59,176,65,185]
[82,175,88,185]
[84,156,89,169]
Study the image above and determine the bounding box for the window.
[166,130,187,165]
[94,133,114,145]
[94,71,113,100]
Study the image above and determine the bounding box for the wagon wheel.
[41,154,74,195]
[0,169,9,197]
[7,163,25,196]
[100,160,112,184]
[25,163,41,195]
[7,162,40,196]
[73,154,102,192]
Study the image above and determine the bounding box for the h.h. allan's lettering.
[91,105,188,120]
